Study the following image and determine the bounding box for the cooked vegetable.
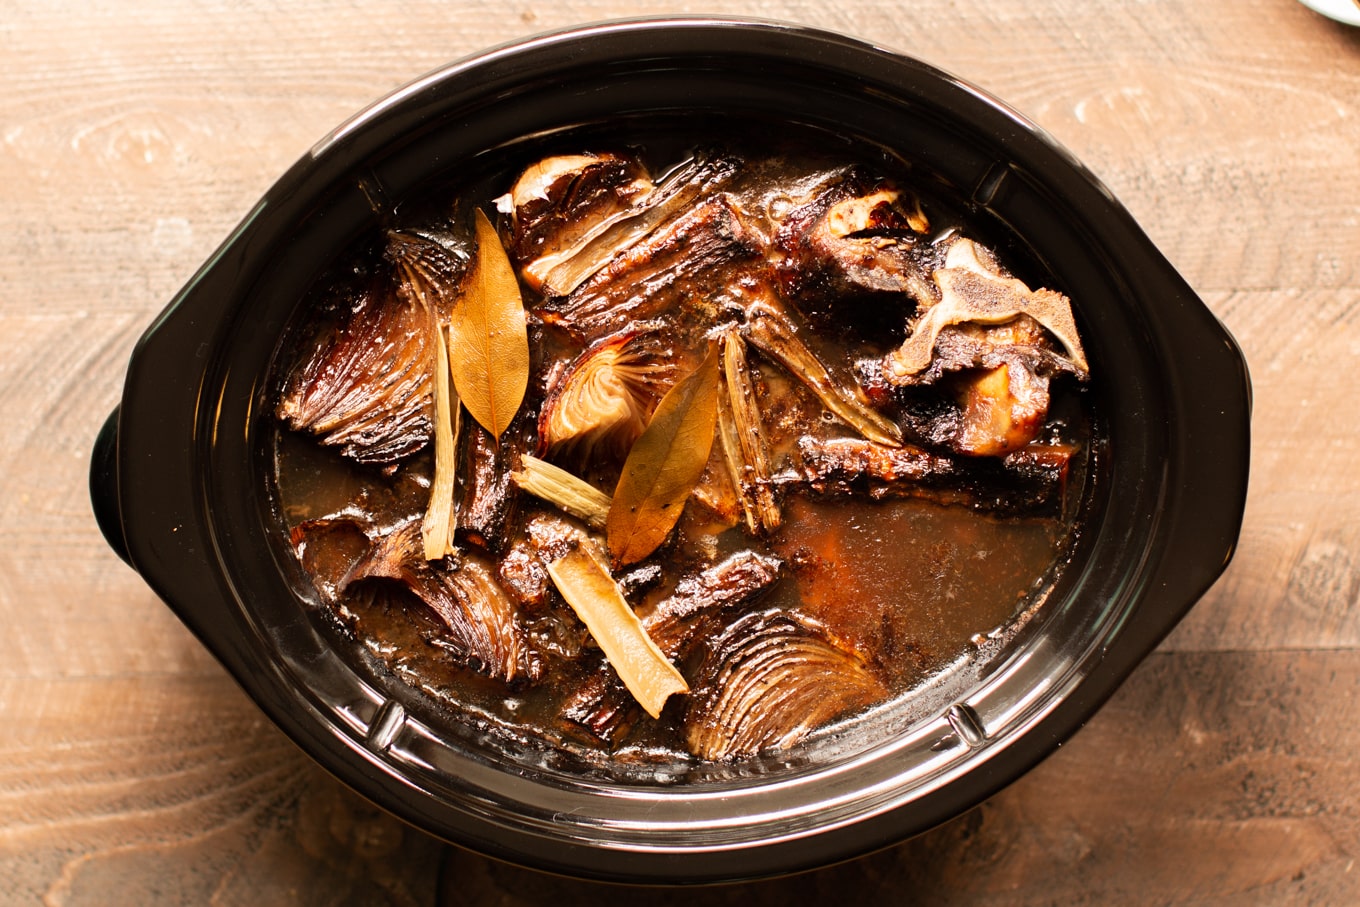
[952,362,1050,457]
[289,517,373,604]
[388,225,468,317]
[690,446,744,528]
[559,550,783,744]
[717,327,780,533]
[537,331,673,458]
[344,522,539,682]
[276,281,435,464]
[684,611,886,760]
[742,300,903,447]
[513,454,613,529]
[421,320,461,559]
[546,543,689,719]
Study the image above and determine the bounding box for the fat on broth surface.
[270,123,1094,775]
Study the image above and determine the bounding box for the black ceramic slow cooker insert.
[90,18,1251,884]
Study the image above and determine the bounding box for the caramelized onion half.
[685,611,886,760]
[538,332,673,458]
[343,523,539,683]
[277,283,433,464]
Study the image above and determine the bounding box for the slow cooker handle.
[90,406,132,565]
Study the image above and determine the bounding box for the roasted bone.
[859,238,1090,456]
[883,237,1089,382]
[773,170,936,322]
[537,194,764,344]
[640,550,785,656]
[453,419,520,554]
[523,153,740,299]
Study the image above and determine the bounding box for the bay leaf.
[607,345,720,566]
[448,208,530,440]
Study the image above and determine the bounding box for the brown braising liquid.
[271,123,1093,771]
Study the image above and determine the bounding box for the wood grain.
[3,0,1358,903]
[437,651,1360,905]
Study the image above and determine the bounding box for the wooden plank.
[5,653,1356,904]
[2,0,1358,902]
[438,650,1360,903]
[0,675,441,906]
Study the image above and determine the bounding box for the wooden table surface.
[4,0,1358,903]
